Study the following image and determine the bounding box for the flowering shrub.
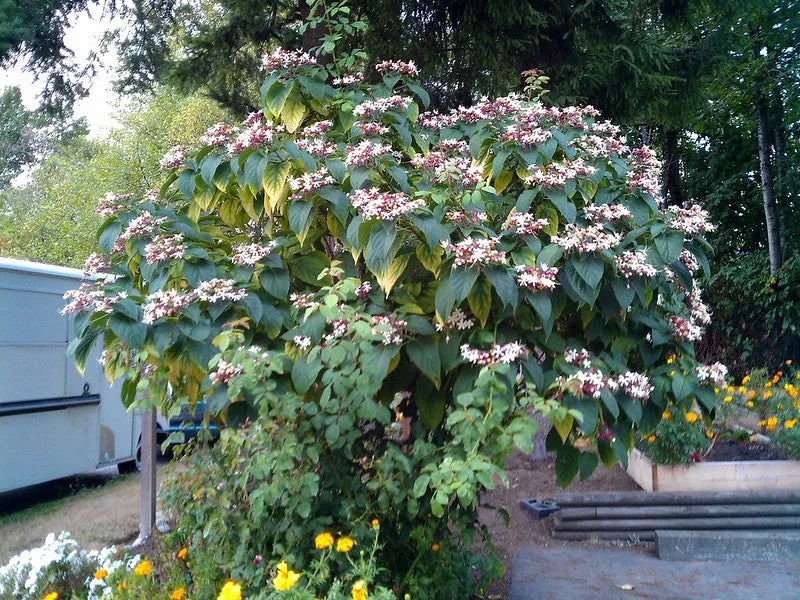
[65,0,721,594]
[639,407,714,464]
[0,532,121,600]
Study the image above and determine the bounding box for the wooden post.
[136,409,157,545]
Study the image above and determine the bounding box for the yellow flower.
[336,537,355,553]
[796,373,800,380]
[743,376,751,384]
[662,410,671,420]
[785,419,797,429]
[41,593,58,600]
[116,584,126,591]
[763,391,773,399]
[787,360,793,365]
[758,419,767,427]
[714,387,720,394]
[750,435,759,442]
[748,390,756,399]
[178,547,188,560]
[171,588,186,600]
[738,386,746,393]
[351,580,368,600]
[765,381,773,388]
[669,370,676,376]
[133,559,152,576]
[272,562,300,591]
[723,395,733,404]
[93,568,108,580]
[218,581,242,600]
[685,412,698,424]
[431,543,440,551]
[315,532,334,550]
[648,435,656,443]
[667,355,675,364]
[706,430,714,439]
[747,401,755,408]
[726,385,734,393]
[767,416,778,431]
[371,519,380,529]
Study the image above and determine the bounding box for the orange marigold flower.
[218,580,243,600]
[133,559,152,576]
[723,395,733,403]
[93,568,108,580]
[336,536,355,553]
[177,547,188,560]
[685,412,698,424]
[371,519,380,528]
[351,579,368,600]
[763,391,773,399]
[315,532,334,549]
[662,410,671,420]
[431,543,440,551]
[785,419,797,429]
[706,430,714,439]
[787,360,793,365]
[648,435,656,443]
[743,376,751,384]
[171,588,186,600]
[766,416,778,431]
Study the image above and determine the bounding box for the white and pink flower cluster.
[231,241,278,266]
[333,72,365,86]
[199,122,232,147]
[696,362,728,388]
[460,342,529,366]
[442,237,507,269]
[504,210,549,236]
[159,145,187,169]
[118,214,167,246]
[552,223,622,253]
[498,123,552,147]
[376,60,419,77]
[354,121,389,136]
[195,278,248,303]
[436,308,475,333]
[564,347,592,368]
[144,234,186,264]
[229,112,283,154]
[668,315,703,342]
[446,209,488,226]
[293,335,312,351]
[290,292,320,309]
[289,167,336,198]
[261,48,316,72]
[410,151,482,188]
[354,281,372,300]
[576,127,630,158]
[349,187,425,220]
[669,204,716,235]
[96,192,133,218]
[613,371,654,401]
[615,250,657,278]
[344,141,399,167]
[353,95,412,119]
[142,289,194,324]
[584,203,632,223]
[83,253,110,276]
[515,264,559,291]
[526,158,596,187]
[626,146,661,199]
[679,249,700,274]
[371,315,407,345]
[209,359,243,385]
[686,286,711,326]
[62,285,127,315]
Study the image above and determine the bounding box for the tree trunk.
[773,93,789,259]
[755,99,782,275]
[661,129,683,206]
[640,125,653,147]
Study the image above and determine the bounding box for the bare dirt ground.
[481,453,640,598]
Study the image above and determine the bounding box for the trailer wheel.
[118,436,142,474]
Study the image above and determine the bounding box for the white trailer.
[0,257,141,493]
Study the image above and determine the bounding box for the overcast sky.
[1,5,120,138]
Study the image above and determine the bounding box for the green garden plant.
[64,1,726,595]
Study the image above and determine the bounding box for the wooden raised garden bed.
[627,447,800,492]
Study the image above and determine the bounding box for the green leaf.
[618,396,643,423]
[201,153,223,186]
[325,422,340,446]
[374,254,410,296]
[291,251,331,286]
[450,267,479,302]
[259,268,290,299]
[410,214,450,249]
[288,199,314,245]
[578,452,599,481]
[406,337,441,385]
[98,221,122,254]
[572,254,604,288]
[484,267,518,308]
[407,82,430,108]
[528,293,553,337]
[654,231,683,265]
[536,244,563,267]
[264,80,293,117]
[611,277,636,309]
[292,353,323,394]
[435,277,455,320]
[561,261,601,306]
[671,372,693,402]
[178,318,211,342]
[262,160,291,204]
[109,314,147,348]
[365,221,398,275]
[281,91,307,133]
[600,388,620,419]
[467,276,492,327]
[545,188,577,222]
[555,445,580,488]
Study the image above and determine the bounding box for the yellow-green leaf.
[552,413,574,443]
[467,276,492,327]
[281,92,307,133]
[494,169,514,194]
[375,254,410,296]
[416,243,443,274]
